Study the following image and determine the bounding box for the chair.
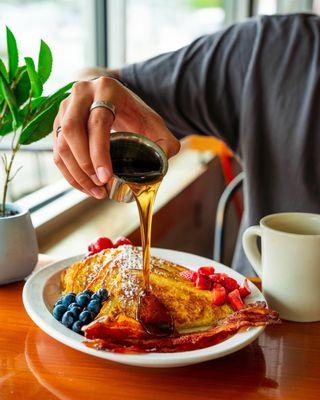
[214,172,244,264]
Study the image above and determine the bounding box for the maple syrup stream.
[128,179,174,337]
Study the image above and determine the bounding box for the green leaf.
[31,81,74,114]
[14,67,31,106]
[30,96,47,111]
[38,39,52,84]
[25,57,43,97]
[0,119,13,136]
[19,99,60,144]
[6,26,19,79]
[0,58,9,83]
[47,81,74,102]
[0,74,19,126]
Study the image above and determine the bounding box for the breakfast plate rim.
[23,247,265,368]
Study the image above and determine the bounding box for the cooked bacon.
[83,301,280,353]
[84,314,149,341]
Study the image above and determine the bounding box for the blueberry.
[53,304,67,320]
[79,310,94,325]
[87,300,101,315]
[67,303,82,318]
[72,320,84,334]
[96,288,109,301]
[75,293,90,307]
[90,293,101,302]
[67,301,78,310]
[83,289,93,297]
[61,311,75,328]
[54,299,63,307]
[61,293,76,307]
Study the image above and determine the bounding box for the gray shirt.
[120,14,320,275]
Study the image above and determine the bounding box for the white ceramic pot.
[0,203,38,285]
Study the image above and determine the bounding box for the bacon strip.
[83,301,280,353]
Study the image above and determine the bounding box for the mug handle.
[242,225,263,278]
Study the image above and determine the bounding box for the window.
[253,0,319,15]
[125,0,226,64]
[0,0,95,202]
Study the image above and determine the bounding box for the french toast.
[61,245,234,333]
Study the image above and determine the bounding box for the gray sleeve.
[120,19,257,152]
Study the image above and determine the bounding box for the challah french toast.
[61,245,234,333]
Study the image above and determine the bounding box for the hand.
[53,77,180,199]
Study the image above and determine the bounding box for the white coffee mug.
[242,212,320,322]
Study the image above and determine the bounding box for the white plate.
[23,248,265,368]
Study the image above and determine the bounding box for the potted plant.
[0,27,73,284]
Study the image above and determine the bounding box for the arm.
[79,19,256,150]
[53,20,256,198]
[120,19,257,150]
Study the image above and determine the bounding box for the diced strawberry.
[195,274,212,290]
[88,244,94,252]
[228,289,245,311]
[209,273,222,283]
[198,266,215,276]
[192,272,198,283]
[212,283,227,306]
[239,278,251,298]
[218,274,240,292]
[88,237,114,253]
[180,270,194,282]
[113,236,132,247]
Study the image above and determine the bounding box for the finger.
[136,111,181,159]
[53,97,69,134]
[151,122,181,158]
[88,106,113,184]
[53,152,87,193]
[87,77,122,183]
[56,134,107,199]
[112,85,181,159]
[61,82,102,186]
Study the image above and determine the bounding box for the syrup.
[111,138,173,337]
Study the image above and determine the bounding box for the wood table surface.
[1,257,319,400]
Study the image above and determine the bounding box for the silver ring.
[89,100,116,120]
[56,125,62,136]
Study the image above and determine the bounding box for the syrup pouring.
[110,134,174,337]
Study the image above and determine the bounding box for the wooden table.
[1,259,319,400]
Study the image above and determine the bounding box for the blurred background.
[0,0,319,261]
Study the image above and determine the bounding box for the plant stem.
[1,138,20,216]
[1,89,33,216]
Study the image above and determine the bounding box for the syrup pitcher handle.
[242,225,263,278]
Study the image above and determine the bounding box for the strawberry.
[228,289,245,311]
[198,266,215,276]
[209,273,222,283]
[239,278,251,298]
[113,236,132,247]
[218,274,240,292]
[180,270,195,282]
[195,273,212,290]
[88,237,114,254]
[212,283,227,306]
[192,272,199,283]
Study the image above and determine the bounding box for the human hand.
[53,77,180,199]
